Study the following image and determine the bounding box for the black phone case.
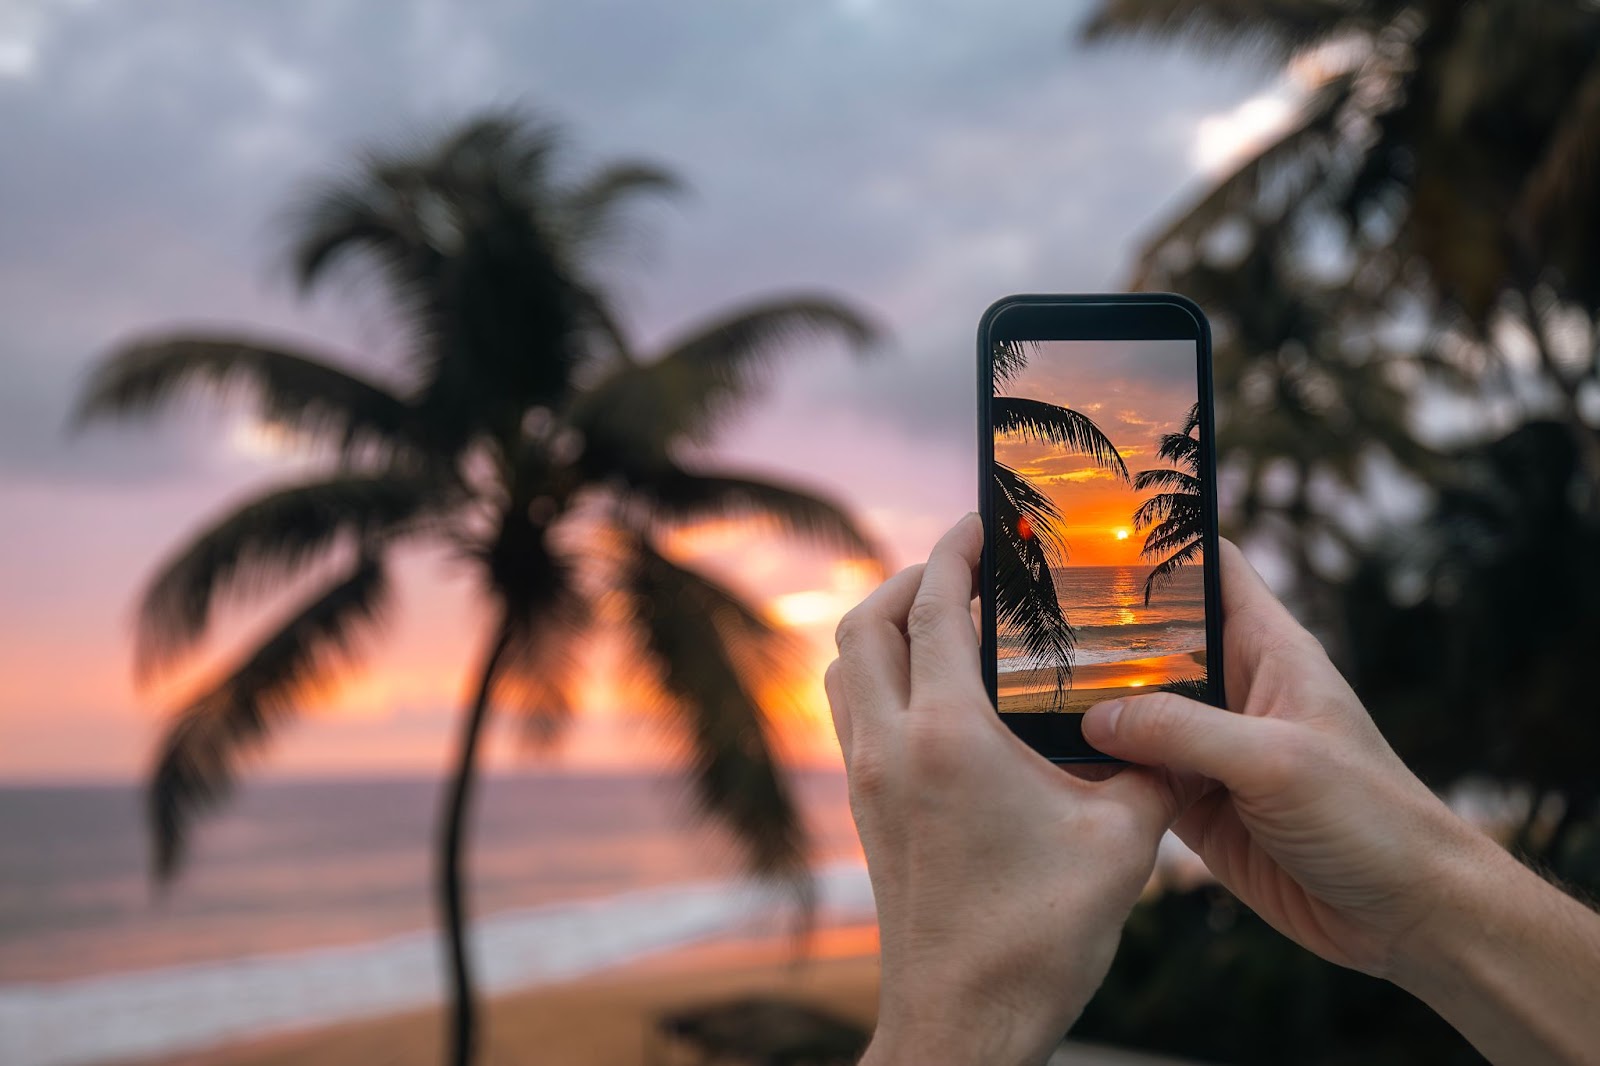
[978,293,1226,762]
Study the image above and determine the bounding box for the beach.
[154,929,1198,1066]
[155,929,882,1066]
[997,566,1208,714]
[999,651,1207,714]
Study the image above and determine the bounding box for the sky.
[0,0,1298,782]
[996,339,1198,567]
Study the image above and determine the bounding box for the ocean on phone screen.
[997,564,1205,671]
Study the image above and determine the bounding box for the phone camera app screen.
[991,339,1208,713]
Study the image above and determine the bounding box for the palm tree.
[992,341,1129,702]
[1082,0,1600,571]
[1132,403,1203,606]
[73,114,883,1066]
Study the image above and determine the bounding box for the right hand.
[1080,539,1507,980]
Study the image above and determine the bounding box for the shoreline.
[148,928,1202,1066]
[999,651,1206,713]
[152,934,883,1066]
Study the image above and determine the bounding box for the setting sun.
[1115,529,1130,540]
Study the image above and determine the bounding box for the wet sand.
[998,651,1206,713]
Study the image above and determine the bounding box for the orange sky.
[994,339,1198,567]
[0,421,949,784]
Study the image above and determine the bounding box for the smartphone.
[978,294,1225,761]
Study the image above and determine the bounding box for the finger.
[1172,792,1265,907]
[823,658,851,764]
[1217,539,1317,668]
[832,563,926,741]
[1081,691,1284,793]
[906,513,985,704]
[834,563,924,651]
[1093,765,1184,837]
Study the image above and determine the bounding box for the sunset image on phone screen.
[991,339,1207,713]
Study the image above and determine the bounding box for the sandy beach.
[999,651,1206,713]
[153,928,880,1066]
[150,924,1198,1066]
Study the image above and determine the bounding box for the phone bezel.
[978,293,1226,762]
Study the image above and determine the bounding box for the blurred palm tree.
[1076,3,1600,1061]
[1085,0,1600,580]
[74,114,883,1066]
[1133,403,1204,605]
[992,341,1129,701]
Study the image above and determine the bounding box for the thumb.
[1082,693,1280,789]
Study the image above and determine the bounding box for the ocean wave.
[0,862,874,1066]
[997,643,1204,671]
[1071,620,1202,640]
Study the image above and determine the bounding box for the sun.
[1114,529,1130,541]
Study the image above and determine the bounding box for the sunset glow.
[993,337,1208,714]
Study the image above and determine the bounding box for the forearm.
[1395,832,1600,1066]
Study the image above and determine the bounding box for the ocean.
[0,771,870,1066]
[998,565,1206,671]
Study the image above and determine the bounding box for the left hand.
[825,513,1192,1065]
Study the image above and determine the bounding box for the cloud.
[0,1,1276,778]
[0,0,1272,487]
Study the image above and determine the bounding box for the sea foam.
[0,861,874,1066]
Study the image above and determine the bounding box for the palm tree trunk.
[438,615,515,1066]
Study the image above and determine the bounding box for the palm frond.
[1132,489,1202,531]
[627,467,886,569]
[1152,404,1202,465]
[289,183,436,296]
[560,162,684,250]
[1516,53,1600,236]
[1162,674,1210,701]
[993,461,1069,567]
[135,475,443,682]
[993,396,1130,480]
[1141,536,1204,606]
[429,112,563,191]
[992,462,1074,699]
[992,340,1034,386]
[75,336,414,453]
[1132,466,1202,495]
[1081,1,1383,61]
[574,298,880,454]
[620,535,811,894]
[1124,70,1357,287]
[1140,511,1203,557]
[1154,431,1201,467]
[150,554,390,879]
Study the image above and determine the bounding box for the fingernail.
[1087,700,1124,739]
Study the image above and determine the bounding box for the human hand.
[1080,539,1502,981]
[825,514,1194,1066]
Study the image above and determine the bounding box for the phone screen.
[982,300,1221,758]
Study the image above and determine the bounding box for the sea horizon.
[0,768,865,1065]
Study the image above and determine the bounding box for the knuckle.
[848,744,894,802]
[1252,723,1310,791]
[833,609,866,652]
[903,714,970,779]
[904,595,946,642]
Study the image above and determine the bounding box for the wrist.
[1386,817,1523,995]
[862,1021,1053,1066]
[866,978,1066,1066]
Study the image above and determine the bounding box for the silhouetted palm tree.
[1084,0,1600,566]
[1133,403,1203,606]
[992,341,1128,701]
[74,114,882,1066]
